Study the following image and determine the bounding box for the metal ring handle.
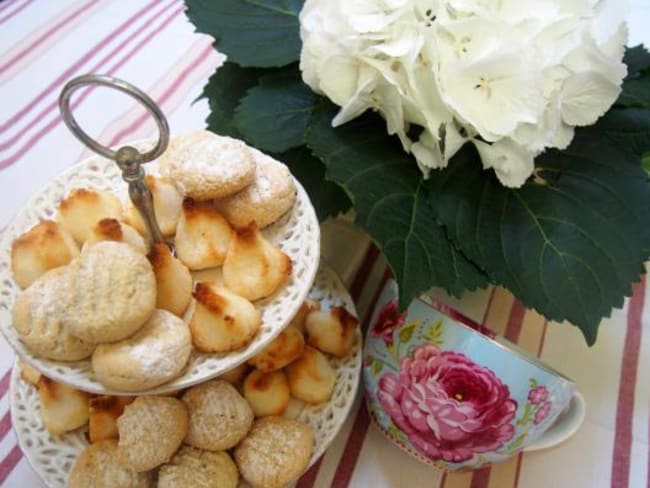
[58,74,169,163]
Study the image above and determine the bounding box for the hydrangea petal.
[560,71,621,127]
[474,139,535,188]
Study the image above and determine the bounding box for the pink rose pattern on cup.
[372,300,406,346]
[528,385,549,404]
[376,343,518,463]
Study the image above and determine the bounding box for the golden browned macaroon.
[11,219,79,289]
[305,306,358,358]
[182,379,253,451]
[215,147,296,229]
[222,222,292,301]
[68,439,153,488]
[88,395,134,443]
[124,175,183,237]
[116,396,189,472]
[289,299,321,333]
[63,241,156,343]
[243,369,291,417]
[86,218,147,254]
[158,131,256,201]
[92,309,192,392]
[157,446,238,488]
[57,188,123,244]
[234,416,313,488]
[285,345,336,405]
[12,267,95,361]
[19,360,41,386]
[189,282,261,353]
[147,243,192,317]
[37,376,91,436]
[218,362,249,385]
[247,326,304,372]
[175,198,233,270]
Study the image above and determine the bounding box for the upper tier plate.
[0,139,320,395]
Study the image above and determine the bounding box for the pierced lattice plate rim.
[0,139,320,395]
[10,263,362,488]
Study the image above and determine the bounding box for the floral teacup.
[363,280,586,470]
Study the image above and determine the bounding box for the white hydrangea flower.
[299,0,628,188]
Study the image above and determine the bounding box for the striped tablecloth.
[0,1,649,487]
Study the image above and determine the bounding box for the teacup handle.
[523,391,586,452]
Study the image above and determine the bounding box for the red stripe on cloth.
[536,321,549,357]
[330,268,392,488]
[503,300,526,343]
[0,411,12,441]
[0,0,96,68]
[0,444,23,485]
[295,244,378,487]
[0,0,34,25]
[0,4,183,170]
[0,368,12,398]
[512,453,523,487]
[0,0,168,132]
[611,276,646,488]
[470,467,491,488]
[107,42,214,146]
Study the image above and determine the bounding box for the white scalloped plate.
[10,264,361,488]
[0,139,320,395]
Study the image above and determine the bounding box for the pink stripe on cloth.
[469,467,491,488]
[0,0,34,25]
[611,276,646,488]
[0,0,170,133]
[0,411,12,441]
[107,42,214,146]
[0,0,98,72]
[0,3,183,170]
[0,0,21,14]
[330,268,392,488]
[0,444,23,485]
[503,300,526,343]
[0,368,12,398]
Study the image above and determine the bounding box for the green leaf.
[623,45,650,80]
[529,378,538,389]
[423,319,444,345]
[201,62,266,139]
[185,0,304,67]
[398,322,418,344]
[618,73,650,110]
[234,68,319,152]
[507,433,528,451]
[372,358,383,376]
[306,102,489,308]
[276,147,352,221]
[643,153,650,174]
[427,138,650,345]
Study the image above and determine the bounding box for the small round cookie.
[160,131,256,200]
[243,369,291,417]
[68,439,153,488]
[158,446,238,488]
[234,416,314,488]
[147,243,192,317]
[11,219,79,289]
[86,218,147,254]
[116,396,189,471]
[92,309,191,392]
[12,267,95,361]
[124,175,183,237]
[63,241,156,343]
[285,345,336,404]
[182,379,253,451]
[215,147,296,228]
[57,188,123,244]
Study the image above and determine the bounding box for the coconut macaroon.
[10,220,79,289]
[158,131,256,201]
[222,222,291,302]
[68,440,153,488]
[12,267,95,361]
[247,326,304,372]
[37,376,92,436]
[117,396,189,472]
[215,147,296,229]
[243,369,291,418]
[56,188,123,244]
[88,395,134,443]
[175,198,233,270]
[189,282,261,353]
[218,362,249,385]
[305,306,358,358]
[85,218,147,254]
[124,175,183,237]
[147,243,193,317]
[285,346,336,405]
[288,299,321,333]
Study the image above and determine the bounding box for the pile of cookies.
[9,131,299,392]
[19,296,359,488]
